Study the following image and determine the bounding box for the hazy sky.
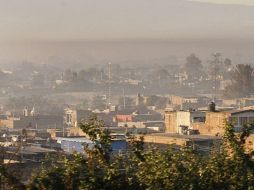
[0,0,254,41]
[1,0,254,65]
[0,0,254,42]
[190,0,254,5]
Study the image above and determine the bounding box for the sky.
[0,0,254,42]
[190,0,254,6]
[1,0,254,65]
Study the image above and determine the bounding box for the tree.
[156,69,169,80]
[63,69,73,81]
[28,115,141,190]
[78,68,99,82]
[28,116,254,190]
[224,58,232,70]
[185,53,203,79]
[224,64,254,98]
[0,143,27,189]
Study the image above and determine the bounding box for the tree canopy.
[26,116,254,190]
[185,53,203,79]
[224,64,254,98]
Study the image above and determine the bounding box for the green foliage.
[79,114,112,162]
[198,123,254,190]
[28,117,254,190]
[0,147,26,190]
[28,154,86,190]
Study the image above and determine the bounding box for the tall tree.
[224,64,254,98]
[224,58,232,70]
[185,53,203,79]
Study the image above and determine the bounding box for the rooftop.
[56,137,93,144]
[143,133,221,141]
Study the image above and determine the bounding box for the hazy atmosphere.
[2,1,254,189]
[1,0,254,64]
[1,0,254,41]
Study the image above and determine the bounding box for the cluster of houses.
[1,93,254,161]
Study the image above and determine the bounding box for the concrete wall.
[169,95,183,106]
[139,134,187,146]
[165,111,205,134]
[0,119,14,128]
[165,111,177,133]
[192,112,228,135]
[65,109,93,127]
[176,111,190,133]
[222,99,237,106]
[68,127,86,136]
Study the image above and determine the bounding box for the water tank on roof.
[208,102,216,112]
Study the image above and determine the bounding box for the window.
[192,117,205,123]
[66,114,72,123]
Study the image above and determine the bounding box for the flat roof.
[6,145,56,155]
[22,146,56,153]
[143,121,164,123]
[142,133,221,141]
[56,137,93,144]
[230,109,254,115]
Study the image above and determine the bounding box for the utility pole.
[122,88,126,109]
[108,62,112,107]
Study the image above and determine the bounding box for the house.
[169,95,211,110]
[228,109,254,132]
[64,108,93,127]
[193,109,254,135]
[237,98,254,108]
[222,98,254,108]
[115,107,162,131]
[0,107,63,129]
[64,107,117,128]
[65,107,118,136]
[57,135,128,154]
[165,110,205,134]
[115,115,132,122]
[137,133,221,152]
[115,107,162,122]
[165,103,254,136]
